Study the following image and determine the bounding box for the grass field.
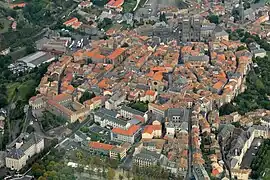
[6,80,36,102]
[0,18,11,34]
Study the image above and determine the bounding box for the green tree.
[79,91,95,103]
[208,14,220,24]
[107,168,115,180]
[236,45,247,51]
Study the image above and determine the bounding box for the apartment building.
[111,125,141,144]
[6,133,44,171]
[133,148,162,167]
[46,93,91,123]
[120,106,146,120]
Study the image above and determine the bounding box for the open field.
[0,18,11,34]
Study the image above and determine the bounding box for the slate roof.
[6,148,25,159]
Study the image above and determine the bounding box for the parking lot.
[241,138,263,169]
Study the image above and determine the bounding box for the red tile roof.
[64,18,78,25]
[145,90,155,96]
[143,125,162,134]
[89,141,114,151]
[53,93,72,102]
[112,125,140,136]
[10,3,26,9]
[107,48,126,60]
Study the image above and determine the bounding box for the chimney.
[16,138,23,149]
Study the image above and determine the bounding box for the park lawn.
[122,0,137,13]
[0,18,11,34]
[129,101,148,112]
[6,79,36,102]
[6,82,20,102]
[18,79,36,101]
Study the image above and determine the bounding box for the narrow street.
[186,107,193,180]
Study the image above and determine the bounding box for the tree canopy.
[208,14,220,24]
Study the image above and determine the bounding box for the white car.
[29,121,33,125]
[252,153,256,156]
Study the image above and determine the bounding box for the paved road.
[185,108,192,180]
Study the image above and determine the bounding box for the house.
[213,26,229,41]
[227,128,255,169]
[105,91,126,110]
[166,108,188,131]
[193,164,210,180]
[63,17,82,29]
[105,0,124,11]
[94,108,118,123]
[133,148,163,167]
[231,169,251,180]
[111,125,141,144]
[101,115,130,129]
[120,106,146,120]
[89,141,114,156]
[249,42,267,58]
[106,48,126,65]
[110,143,130,160]
[182,55,209,66]
[84,96,104,110]
[148,103,169,118]
[46,93,91,123]
[78,1,92,8]
[140,90,157,103]
[6,133,44,171]
[88,141,129,160]
[29,94,46,110]
[142,139,165,154]
[160,156,179,174]
[142,125,162,139]
[253,49,267,58]
[253,125,269,139]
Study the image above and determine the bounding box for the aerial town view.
[0,0,270,179]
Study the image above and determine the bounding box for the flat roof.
[18,51,55,67]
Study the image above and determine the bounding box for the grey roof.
[121,106,145,116]
[104,115,128,126]
[21,133,43,152]
[133,149,161,163]
[6,148,25,159]
[18,51,55,67]
[253,49,266,54]
[128,118,141,125]
[184,55,209,62]
[98,108,118,117]
[136,84,150,91]
[218,124,235,140]
[160,156,178,169]
[214,26,228,37]
[180,122,188,131]
[253,125,269,131]
[166,108,185,120]
[244,8,254,16]
[76,130,89,140]
[193,164,210,180]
